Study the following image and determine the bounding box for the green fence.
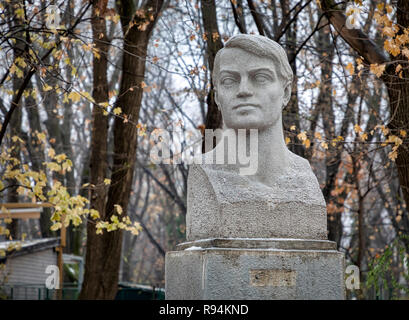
[0,283,79,300]
[1,282,164,300]
[115,283,165,300]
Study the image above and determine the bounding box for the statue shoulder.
[187,162,215,193]
[288,150,313,172]
[287,150,321,187]
[286,150,326,203]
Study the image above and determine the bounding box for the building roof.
[0,237,60,261]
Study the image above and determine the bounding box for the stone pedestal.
[165,238,345,300]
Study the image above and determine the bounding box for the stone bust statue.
[186,34,327,241]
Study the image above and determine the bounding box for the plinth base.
[165,238,345,300]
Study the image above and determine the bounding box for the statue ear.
[282,83,292,107]
[214,87,220,110]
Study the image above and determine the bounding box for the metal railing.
[0,283,80,300]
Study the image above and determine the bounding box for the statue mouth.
[233,104,259,110]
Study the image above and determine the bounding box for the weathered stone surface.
[166,239,345,300]
[186,150,327,241]
[177,238,337,250]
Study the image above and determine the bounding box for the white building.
[0,238,60,300]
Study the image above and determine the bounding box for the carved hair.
[213,34,294,107]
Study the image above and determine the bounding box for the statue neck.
[252,120,290,181]
[217,119,290,182]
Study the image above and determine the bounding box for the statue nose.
[237,79,253,98]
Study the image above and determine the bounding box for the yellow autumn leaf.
[48,148,56,159]
[15,8,24,19]
[43,83,53,91]
[15,57,27,68]
[99,101,109,108]
[285,136,291,145]
[114,204,123,215]
[90,209,100,219]
[384,39,400,56]
[62,160,72,172]
[50,222,62,231]
[82,43,92,52]
[354,124,363,133]
[113,107,122,115]
[3,216,12,224]
[375,124,390,136]
[45,162,61,172]
[104,178,111,185]
[36,132,46,142]
[385,135,403,146]
[297,131,307,141]
[93,48,100,59]
[382,26,396,37]
[346,62,355,75]
[388,149,398,161]
[402,48,409,59]
[81,91,95,103]
[321,141,329,150]
[370,63,386,77]
[11,135,24,144]
[68,91,81,103]
[55,153,67,163]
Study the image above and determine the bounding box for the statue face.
[215,47,286,130]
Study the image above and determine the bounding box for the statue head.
[213,34,293,130]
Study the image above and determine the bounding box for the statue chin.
[223,115,281,130]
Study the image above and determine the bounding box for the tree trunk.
[79,0,110,300]
[200,0,223,147]
[5,1,26,239]
[280,0,304,157]
[79,0,164,300]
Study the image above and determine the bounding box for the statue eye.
[254,74,270,83]
[221,77,236,86]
